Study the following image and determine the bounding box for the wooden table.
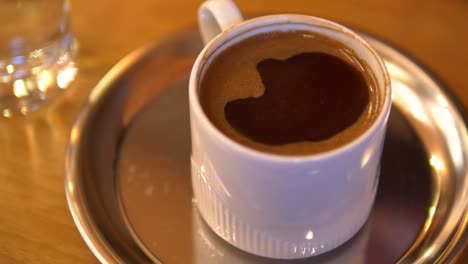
[0,0,466,263]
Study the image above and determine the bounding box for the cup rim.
[189,14,392,162]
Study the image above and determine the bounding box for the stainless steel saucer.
[65,28,468,264]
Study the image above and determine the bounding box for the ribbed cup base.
[191,161,373,259]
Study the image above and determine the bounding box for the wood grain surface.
[0,0,466,263]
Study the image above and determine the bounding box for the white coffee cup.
[189,0,391,259]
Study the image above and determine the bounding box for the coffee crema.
[200,30,381,155]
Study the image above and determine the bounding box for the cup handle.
[198,0,244,45]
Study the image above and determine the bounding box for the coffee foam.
[200,30,382,155]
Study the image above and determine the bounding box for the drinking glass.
[0,0,78,117]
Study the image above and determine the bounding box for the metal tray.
[65,28,468,264]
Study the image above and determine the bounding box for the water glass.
[0,0,77,117]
